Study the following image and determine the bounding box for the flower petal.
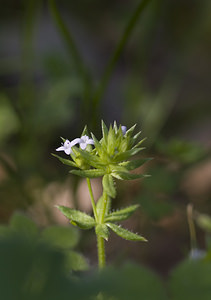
[79,135,94,150]
[87,138,94,145]
[80,143,87,150]
[56,146,65,152]
[64,147,72,155]
[70,138,81,147]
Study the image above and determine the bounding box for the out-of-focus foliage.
[0,212,88,272]
[136,164,178,221]
[1,222,211,300]
[169,259,211,300]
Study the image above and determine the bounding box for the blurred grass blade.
[48,0,92,102]
[92,0,151,111]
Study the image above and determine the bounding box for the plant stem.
[187,204,197,250]
[96,191,109,269]
[99,191,108,224]
[86,178,106,268]
[97,235,105,269]
[86,178,98,222]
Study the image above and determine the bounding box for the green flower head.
[53,121,151,189]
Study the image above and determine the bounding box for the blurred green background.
[0,0,211,299]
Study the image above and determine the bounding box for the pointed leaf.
[101,120,108,140]
[105,204,139,222]
[107,126,116,155]
[119,158,152,171]
[103,174,116,198]
[81,125,89,137]
[52,153,77,167]
[56,206,95,229]
[70,168,105,178]
[72,147,103,169]
[114,147,144,162]
[107,223,147,241]
[132,131,142,141]
[125,124,136,138]
[95,224,110,241]
[91,133,108,159]
[110,164,128,173]
[113,120,118,133]
[133,137,147,149]
[112,171,149,180]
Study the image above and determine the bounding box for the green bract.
[53,121,150,268]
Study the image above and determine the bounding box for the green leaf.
[91,133,108,159]
[81,125,89,137]
[107,223,147,242]
[105,204,139,222]
[56,206,96,229]
[96,195,104,217]
[52,153,77,167]
[72,147,103,169]
[112,171,149,180]
[132,137,147,149]
[132,131,141,142]
[110,164,128,173]
[113,120,118,133]
[125,124,136,138]
[119,157,152,171]
[114,147,144,162]
[107,126,116,155]
[101,120,108,140]
[41,225,79,249]
[70,168,105,178]
[102,174,116,198]
[95,224,110,241]
[10,212,38,237]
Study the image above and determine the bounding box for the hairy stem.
[96,191,109,269]
[97,235,105,269]
[86,178,106,268]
